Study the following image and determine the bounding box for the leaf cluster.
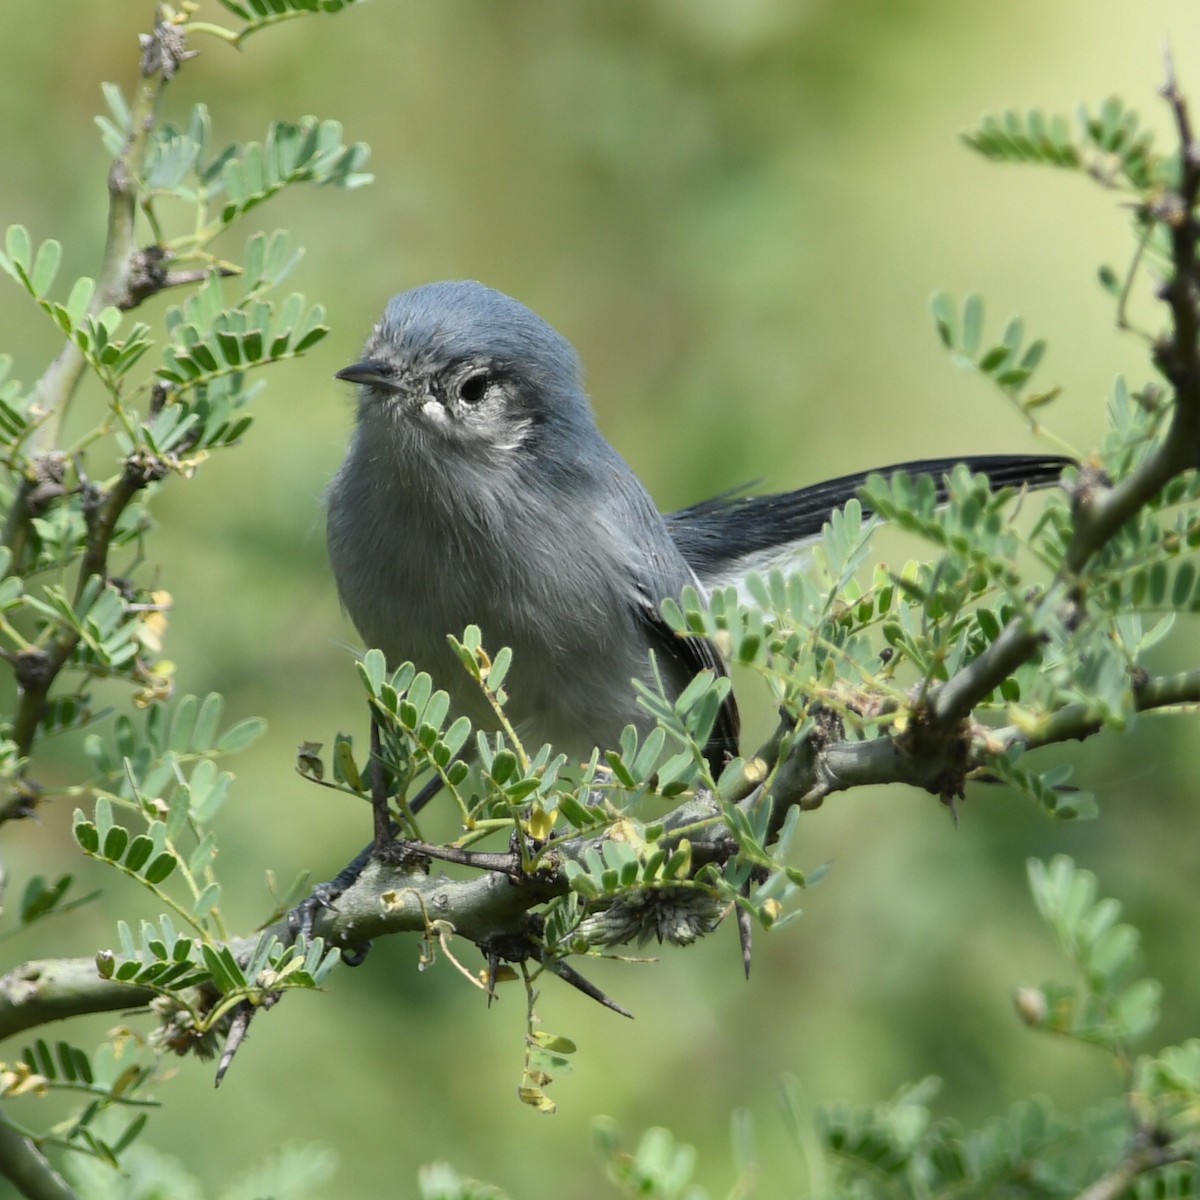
[415,858,1200,1198]
[813,858,1200,1199]
[963,97,1164,191]
[2,1038,154,1174]
[0,3,369,1180]
[200,0,368,48]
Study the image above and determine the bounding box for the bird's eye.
[458,371,489,404]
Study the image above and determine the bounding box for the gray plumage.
[326,281,735,766]
[326,281,1068,768]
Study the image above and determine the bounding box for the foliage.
[0,2,364,1188]
[812,858,1200,1199]
[2,5,1200,1199]
[63,1137,338,1200]
[415,859,1199,1196]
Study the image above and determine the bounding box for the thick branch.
[0,1118,77,1200]
[6,661,1200,1043]
[0,957,153,1044]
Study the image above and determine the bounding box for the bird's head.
[336,281,590,458]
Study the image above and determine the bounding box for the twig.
[77,453,167,601]
[989,667,1200,755]
[1073,1136,1193,1200]
[0,1113,79,1200]
[928,61,1200,730]
[1,18,192,821]
[38,18,179,451]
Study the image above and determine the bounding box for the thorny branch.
[4,648,1200,1051]
[0,17,194,823]
[925,59,1200,738]
[4,45,1200,1200]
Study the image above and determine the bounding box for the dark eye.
[458,371,489,404]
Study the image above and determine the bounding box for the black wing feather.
[668,453,1071,582]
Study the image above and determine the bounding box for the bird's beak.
[334,358,398,390]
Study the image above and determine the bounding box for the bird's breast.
[325,444,654,755]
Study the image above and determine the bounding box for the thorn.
[161,266,238,289]
[942,792,960,828]
[214,1002,254,1087]
[1163,39,1178,97]
[485,949,501,1007]
[545,958,634,1018]
[737,901,753,979]
[388,838,521,877]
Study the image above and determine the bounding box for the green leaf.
[143,852,177,885]
[169,694,198,752]
[359,648,387,695]
[930,292,956,348]
[490,749,518,786]
[194,882,222,918]
[19,874,71,924]
[73,813,99,854]
[93,795,114,842]
[2,224,31,276]
[30,238,61,297]
[123,836,154,873]
[961,293,984,355]
[112,1113,148,1155]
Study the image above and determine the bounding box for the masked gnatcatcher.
[327,280,1068,783]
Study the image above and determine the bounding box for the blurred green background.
[3,2,1199,1196]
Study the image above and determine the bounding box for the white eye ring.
[458,372,489,404]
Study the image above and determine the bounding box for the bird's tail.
[669,453,1072,589]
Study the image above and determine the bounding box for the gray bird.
[327,280,1068,780]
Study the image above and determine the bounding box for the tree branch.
[927,65,1200,732]
[0,1116,78,1200]
[0,957,154,1044]
[37,18,178,451]
[990,667,1200,755]
[1074,1137,1194,1200]
[5,658,1200,1046]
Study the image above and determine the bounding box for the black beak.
[334,358,397,389]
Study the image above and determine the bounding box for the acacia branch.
[5,446,161,800]
[7,661,1199,1046]
[0,1117,77,1200]
[0,957,154,1044]
[0,17,197,823]
[929,67,1200,732]
[37,19,180,451]
[1074,1136,1195,1200]
[990,667,1200,755]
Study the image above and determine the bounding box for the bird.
[320,280,1070,984]
[327,280,1068,784]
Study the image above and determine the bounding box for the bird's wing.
[592,447,744,773]
[632,578,741,777]
[668,452,1071,588]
